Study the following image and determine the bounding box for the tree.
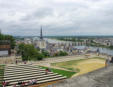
[109,46,113,49]
[54,51,68,57]
[18,44,44,61]
[41,50,50,58]
[36,53,44,60]
[58,51,68,56]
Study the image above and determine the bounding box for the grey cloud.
[22,7,54,21]
[0,0,113,36]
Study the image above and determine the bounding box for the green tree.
[109,46,113,49]
[58,51,68,56]
[54,51,68,57]
[42,50,50,58]
[18,44,44,61]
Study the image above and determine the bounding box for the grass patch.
[51,59,86,68]
[39,66,76,78]
[0,65,5,87]
[92,57,105,60]
[51,59,87,70]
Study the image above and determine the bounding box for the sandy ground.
[34,53,106,67]
[73,59,105,77]
[50,58,105,77]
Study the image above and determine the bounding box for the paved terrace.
[52,65,113,87]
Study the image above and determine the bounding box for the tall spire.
[40,26,43,40]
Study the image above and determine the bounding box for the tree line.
[17,43,68,61]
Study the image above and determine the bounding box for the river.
[45,38,113,56]
[75,46,113,56]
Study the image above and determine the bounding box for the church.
[34,27,47,50]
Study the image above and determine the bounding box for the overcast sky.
[0,0,113,36]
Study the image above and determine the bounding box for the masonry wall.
[0,56,21,64]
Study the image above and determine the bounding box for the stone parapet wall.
[0,56,21,64]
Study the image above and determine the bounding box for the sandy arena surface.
[73,59,105,76]
[51,58,105,77]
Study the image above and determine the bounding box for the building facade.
[0,40,11,57]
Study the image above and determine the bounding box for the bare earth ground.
[34,53,106,66]
[72,59,105,76]
[51,58,105,77]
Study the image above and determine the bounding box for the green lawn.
[92,57,105,60]
[51,59,87,70]
[0,65,5,87]
[39,66,76,78]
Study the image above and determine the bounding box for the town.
[1,28,113,87]
[0,0,113,87]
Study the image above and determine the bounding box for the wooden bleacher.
[4,64,66,87]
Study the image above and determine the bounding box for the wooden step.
[5,74,62,83]
[5,69,45,73]
[5,66,41,70]
[4,72,54,78]
[5,70,45,74]
[4,73,58,80]
[4,65,66,87]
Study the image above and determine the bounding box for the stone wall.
[0,56,21,64]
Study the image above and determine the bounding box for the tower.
[40,26,43,40]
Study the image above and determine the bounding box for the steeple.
[40,26,43,40]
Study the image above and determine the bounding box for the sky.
[0,0,113,36]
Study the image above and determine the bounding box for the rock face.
[52,65,113,87]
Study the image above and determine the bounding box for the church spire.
[40,26,43,40]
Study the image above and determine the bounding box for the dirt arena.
[73,59,105,76]
[51,58,105,77]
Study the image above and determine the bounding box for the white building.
[34,40,47,49]
[33,27,47,49]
